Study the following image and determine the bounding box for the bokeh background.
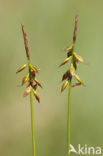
[0,0,103,155]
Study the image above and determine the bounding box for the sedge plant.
[16,24,42,156]
[59,13,84,156]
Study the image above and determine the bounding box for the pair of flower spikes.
[16,13,84,103]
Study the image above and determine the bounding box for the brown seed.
[74,53,84,63]
[16,63,27,73]
[72,82,81,87]
[64,45,73,51]
[70,64,75,76]
[62,70,72,81]
[31,71,36,78]
[67,50,72,58]
[73,55,78,69]
[73,61,77,70]
[23,86,31,97]
[61,81,68,92]
[59,56,72,67]
[22,73,29,85]
[74,74,83,84]
[33,84,38,90]
[30,64,39,73]
[34,79,42,88]
[33,89,40,103]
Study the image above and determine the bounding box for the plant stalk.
[30,91,36,156]
[68,80,72,156]
[68,43,75,156]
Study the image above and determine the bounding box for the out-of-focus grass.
[0,0,103,156]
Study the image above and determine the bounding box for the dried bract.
[72,82,81,87]
[23,86,31,97]
[34,79,42,88]
[33,89,40,103]
[74,74,83,84]
[16,63,27,73]
[74,53,84,63]
[64,45,73,51]
[62,70,72,81]
[22,73,29,85]
[61,81,68,92]
[59,56,72,67]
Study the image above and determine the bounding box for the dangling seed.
[74,74,83,84]
[73,61,77,70]
[22,73,29,85]
[30,64,39,73]
[16,63,27,73]
[33,89,40,103]
[64,45,73,51]
[34,79,42,88]
[23,86,31,97]
[62,70,72,81]
[67,50,72,58]
[33,84,38,90]
[73,54,78,69]
[61,80,68,92]
[72,82,81,87]
[59,56,72,67]
[70,64,75,76]
[31,71,36,77]
[74,53,84,63]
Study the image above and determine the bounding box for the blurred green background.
[0,0,103,155]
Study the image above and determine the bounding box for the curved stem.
[68,80,72,156]
[30,91,36,156]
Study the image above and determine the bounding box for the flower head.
[16,24,42,102]
[59,13,84,92]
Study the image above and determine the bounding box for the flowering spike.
[17,24,42,156]
[59,13,84,91]
[59,14,85,156]
[61,81,68,92]
[73,13,78,43]
[16,63,27,73]
[59,56,72,67]
[22,24,30,60]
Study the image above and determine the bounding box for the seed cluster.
[59,14,84,92]
[16,24,42,102]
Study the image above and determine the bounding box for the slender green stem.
[28,60,36,156]
[30,91,36,156]
[68,80,72,156]
[68,43,75,156]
